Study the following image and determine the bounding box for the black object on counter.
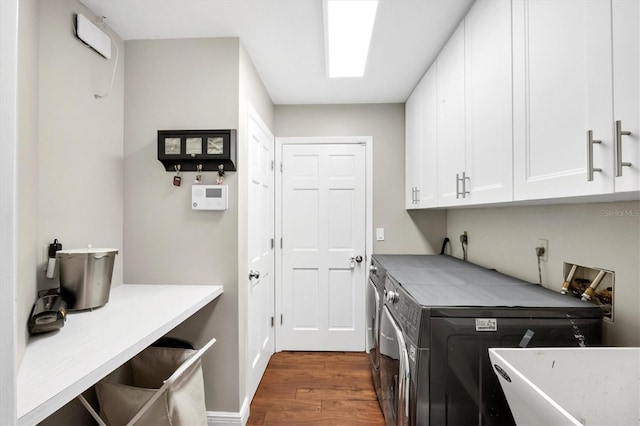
[28,288,67,334]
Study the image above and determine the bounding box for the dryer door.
[367,278,383,402]
[380,306,410,426]
[367,279,381,369]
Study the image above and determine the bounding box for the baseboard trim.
[207,397,250,425]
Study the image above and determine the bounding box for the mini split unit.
[75,13,111,59]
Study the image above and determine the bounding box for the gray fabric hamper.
[95,344,209,426]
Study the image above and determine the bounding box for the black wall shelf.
[157,129,237,172]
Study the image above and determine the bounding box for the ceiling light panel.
[324,0,379,78]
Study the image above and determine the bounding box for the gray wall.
[124,37,244,413]
[445,201,640,346]
[37,0,125,288]
[16,1,125,422]
[16,0,125,365]
[274,104,447,255]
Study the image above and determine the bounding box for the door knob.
[249,270,260,280]
[349,255,363,268]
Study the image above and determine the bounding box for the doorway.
[275,137,372,352]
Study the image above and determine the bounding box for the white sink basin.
[489,347,640,425]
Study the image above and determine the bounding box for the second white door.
[247,106,275,400]
[279,142,366,351]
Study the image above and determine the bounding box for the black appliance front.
[412,315,602,426]
[380,305,409,426]
[368,255,392,404]
[367,278,382,397]
[382,265,604,426]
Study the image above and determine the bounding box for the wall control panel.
[192,185,228,210]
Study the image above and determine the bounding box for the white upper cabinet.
[612,0,640,193]
[437,0,513,207]
[436,23,466,207]
[418,65,439,208]
[406,64,438,209]
[513,0,615,200]
[405,79,422,209]
[405,0,637,210]
[463,0,513,204]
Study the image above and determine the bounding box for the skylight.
[324,0,379,78]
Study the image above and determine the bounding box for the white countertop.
[17,283,223,425]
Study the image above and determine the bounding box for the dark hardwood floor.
[247,351,385,425]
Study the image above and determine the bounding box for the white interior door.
[247,106,275,400]
[279,142,366,351]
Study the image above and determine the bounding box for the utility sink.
[489,347,640,425]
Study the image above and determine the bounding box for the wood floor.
[247,351,385,425]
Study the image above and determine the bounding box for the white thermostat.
[192,185,228,210]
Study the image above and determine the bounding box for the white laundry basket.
[81,337,215,426]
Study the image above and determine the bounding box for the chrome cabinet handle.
[615,120,632,177]
[587,130,602,181]
[462,172,470,198]
[411,187,420,205]
[456,172,470,199]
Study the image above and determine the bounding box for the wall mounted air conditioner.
[75,13,111,59]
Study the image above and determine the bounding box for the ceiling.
[79,0,474,105]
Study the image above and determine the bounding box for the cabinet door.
[513,0,614,200]
[437,23,466,207]
[418,64,438,208]
[612,0,640,193]
[405,83,422,209]
[464,0,513,204]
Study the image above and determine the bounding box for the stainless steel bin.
[56,248,118,310]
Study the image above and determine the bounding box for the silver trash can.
[56,248,118,310]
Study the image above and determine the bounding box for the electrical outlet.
[460,231,468,244]
[536,239,548,261]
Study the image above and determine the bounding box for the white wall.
[445,201,640,346]
[124,37,244,413]
[274,104,447,255]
